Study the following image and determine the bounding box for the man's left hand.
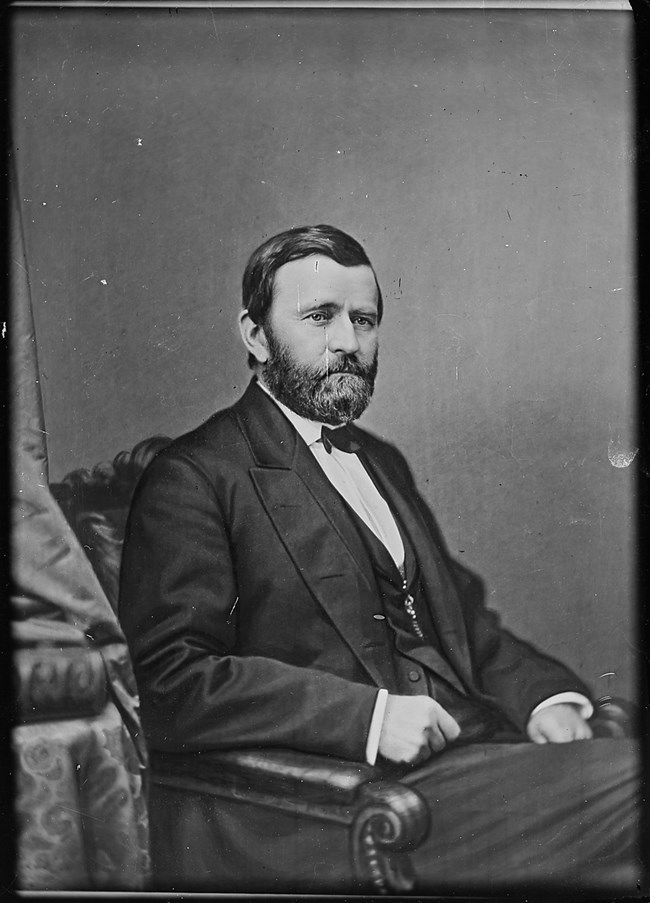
[527,703,593,744]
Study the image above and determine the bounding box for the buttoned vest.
[343,486,515,742]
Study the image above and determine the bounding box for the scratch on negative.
[562,337,602,355]
[553,41,581,77]
[546,824,567,844]
[446,325,491,376]
[56,805,103,822]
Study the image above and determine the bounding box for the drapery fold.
[10,169,149,888]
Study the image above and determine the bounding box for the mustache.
[318,356,372,378]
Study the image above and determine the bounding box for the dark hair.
[242,224,383,327]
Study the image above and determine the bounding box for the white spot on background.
[607,440,638,468]
[2,322,6,339]
[100,279,107,286]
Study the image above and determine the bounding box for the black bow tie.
[321,425,361,455]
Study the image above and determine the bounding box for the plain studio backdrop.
[11,7,637,702]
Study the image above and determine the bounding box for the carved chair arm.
[151,747,430,893]
[592,695,639,738]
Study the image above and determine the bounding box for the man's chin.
[313,376,374,424]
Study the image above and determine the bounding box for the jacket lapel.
[235,382,388,687]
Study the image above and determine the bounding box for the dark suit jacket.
[119,379,590,764]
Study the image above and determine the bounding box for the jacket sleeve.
[118,450,379,761]
[381,440,593,731]
[447,559,593,731]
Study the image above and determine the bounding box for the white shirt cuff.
[365,688,389,765]
[531,692,593,720]
[367,691,592,763]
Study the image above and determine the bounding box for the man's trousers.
[149,737,642,894]
[403,737,641,895]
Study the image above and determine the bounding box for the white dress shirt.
[258,382,592,764]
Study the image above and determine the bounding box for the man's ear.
[239,309,269,364]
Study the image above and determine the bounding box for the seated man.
[119,224,640,893]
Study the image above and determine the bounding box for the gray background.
[12,7,637,700]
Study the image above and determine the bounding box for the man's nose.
[326,315,360,355]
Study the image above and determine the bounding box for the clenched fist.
[527,703,593,744]
[378,694,461,764]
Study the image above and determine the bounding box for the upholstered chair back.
[50,436,172,611]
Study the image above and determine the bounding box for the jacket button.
[373,614,386,620]
[408,670,421,682]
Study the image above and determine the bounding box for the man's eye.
[308,312,327,322]
[353,317,374,327]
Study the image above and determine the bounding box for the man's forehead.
[273,254,378,303]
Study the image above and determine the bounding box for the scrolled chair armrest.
[151,746,430,893]
[591,695,639,738]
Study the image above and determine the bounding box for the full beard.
[260,331,378,425]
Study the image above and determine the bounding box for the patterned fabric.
[14,703,149,890]
[10,174,150,889]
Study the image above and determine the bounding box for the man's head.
[239,225,382,425]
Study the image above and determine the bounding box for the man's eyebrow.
[299,299,339,312]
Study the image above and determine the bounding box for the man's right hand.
[378,694,461,764]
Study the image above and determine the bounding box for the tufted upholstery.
[50,436,172,612]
